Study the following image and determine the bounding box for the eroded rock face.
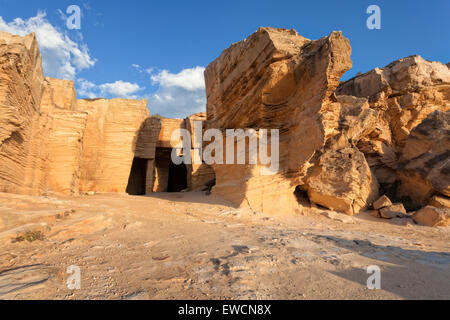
[1,29,448,224]
[41,77,77,111]
[185,113,216,191]
[0,31,153,196]
[306,147,378,215]
[38,78,88,195]
[76,98,149,193]
[429,195,450,209]
[0,33,95,196]
[337,56,450,204]
[397,110,450,204]
[413,206,450,227]
[0,32,45,194]
[205,27,380,215]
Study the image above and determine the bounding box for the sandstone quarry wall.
[0,32,45,195]
[37,78,88,195]
[0,30,448,223]
[76,98,149,193]
[41,77,77,111]
[148,115,215,192]
[0,31,155,196]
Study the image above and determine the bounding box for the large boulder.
[413,206,450,227]
[306,147,379,215]
[337,55,450,203]
[205,27,380,215]
[397,110,450,204]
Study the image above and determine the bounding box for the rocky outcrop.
[205,27,379,215]
[0,32,45,195]
[337,56,450,205]
[0,33,93,196]
[397,110,450,204]
[0,29,448,225]
[205,29,449,217]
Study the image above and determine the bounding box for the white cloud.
[0,11,96,80]
[151,66,205,91]
[0,12,205,117]
[77,79,145,99]
[77,79,98,98]
[99,81,144,99]
[148,67,206,118]
[131,64,155,76]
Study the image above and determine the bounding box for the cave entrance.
[167,161,188,192]
[153,147,189,193]
[126,157,147,195]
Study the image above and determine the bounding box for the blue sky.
[0,0,449,117]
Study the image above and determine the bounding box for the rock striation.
[337,55,450,207]
[0,29,449,226]
[205,28,449,217]
[205,27,379,215]
[0,32,45,195]
[0,31,153,196]
[76,98,149,193]
[0,31,218,197]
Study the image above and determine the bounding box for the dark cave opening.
[294,185,311,206]
[167,161,188,192]
[126,157,147,195]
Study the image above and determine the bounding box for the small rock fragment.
[379,203,407,219]
[321,210,355,224]
[373,195,393,210]
[428,195,450,209]
[369,210,380,218]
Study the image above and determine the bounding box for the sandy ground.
[0,191,449,300]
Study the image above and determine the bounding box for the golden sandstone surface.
[0,28,448,226]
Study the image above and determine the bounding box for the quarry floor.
[0,191,449,300]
